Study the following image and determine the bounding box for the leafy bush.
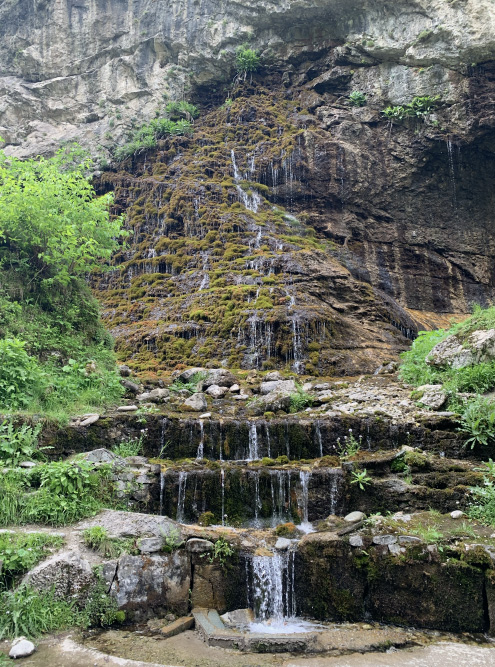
[165,101,199,121]
[0,532,63,587]
[349,91,367,107]
[337,431,362,459]
[289,385,313,413]
[161,527,184,553]
[170,370,207,394]
[0,339,45,409]
[112,434,144,458]
[82,526,136,558]
[0,419,44,467]
[198,511,216,526]
[468,459,495,525]
[235,46,260,78]
[0,471,26,527]
[201,537,234,567]
[458,396,495,449]
[382,95,440,121]
[0,586,80,639]
[81,576,123,628]
[115,117,194,161]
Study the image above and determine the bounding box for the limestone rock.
[349,535,364,548]
[117,405,138,411]
[83,448,120,464]
[9,638,36,659]
[205,384,228,398]
[248,391,292,415]
[372,534,397,546]
[203,369,237,388]
[119,365,133,377]
[23,551,95,600]
[137,537,164,553]
[398,535,422,544]
[177,368,205,382]
[260,379,297,395]
[148,388,170,403]
[77,414,99,427]
[416,385,447,410]
[229,384,240,393]
[264,371,283,381]
[427,329,495,369]
[121,379,140,394]
[344,511,366,523]
[186,538,214,554]
[274,538,292,550]
[450,510,465,519]
[182,393,207,412]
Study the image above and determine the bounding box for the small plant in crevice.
[82,526,136,559]
[235,45,260,80]
[349,91,367,107]
[161,526,184,552]
[112,434,144,458]
[201,536,234,567]
[337,431,362,459]
[458,396,495,449]
[289,385,313,413]
[349,468,372,491]
[382,95,440,122]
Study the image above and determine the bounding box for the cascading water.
[248,422,259,460]
[196,420,204,460]
[176,471,188,523]
[231,149,262,214]
[328,468,343,516]
[315,421,323,458]
[220,468,225,527]
[298,470,314,533]
[270,470,292,526]
[159,470,165,516]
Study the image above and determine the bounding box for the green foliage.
[337,431,362,459]
[0,146,123,288]
[382,95,440,121]
[112,434,144,458]
[81,576,123,628]
[469,460,495,525]
[235,46,260,78]
[349,91,367,107]
[198,511,215,526]
[0,339,44,409]
[350,468,372,490]
[289,385,313,413]
[170,371,207,394]
[0,586,79,639]
[115,117,194,161]
[275,522,297,537]
[165,101,199,120]
[201,536,234,567]
[0,532,64,587]
[409,523,444,543]
[161,527,184,553]
[459,397,495,449]
[0,419,44,466]
[0,471,26,527]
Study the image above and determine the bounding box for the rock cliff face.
[2,0,495,374]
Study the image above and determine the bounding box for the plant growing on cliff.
[337,431,362,459]
[235,46,260,79]
[459,397,495,449]
[349,91,367,107]
[165,101,199,121]
[350,468,372,490]
[289,385,313,413]
[201,537,234,567]
[112,434,144,458]
[382,95,440,122]
[114,117,194,161]
[469,459,495,525]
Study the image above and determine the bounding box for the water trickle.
[315,420,323,458]
[176,471,188,522]
[271,470,292,525]
[196,420,204,460]
[252,471,262,527]
[249,551,297,623]
[198,251,210,291]
[265,422,271,458]
[298,470,311,525]
[160,418,169,457]
[291,317,304,373]
[446,139,458,212]
[221,468,225,527]
[328,469,343,515]
[159,470,165,516]
[231,149,262,213]
[248,422,259,460]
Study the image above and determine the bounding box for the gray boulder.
[426,329,495,369]
[23,551,95,600]
[137,537,164,553]
[9,638,35,659]
[205,384,228,398]
[183,393,207,411]
[416,384,447,410]
[119,365,133,377]
[83,448,120,464]
[148,388,170,403]
[260,379,296,395]
[248,391,291,415]
[186,538,214,554]
[344,511,366,523]
[203,369,237,388]
[121,379,140,394]
[177,367,205,382]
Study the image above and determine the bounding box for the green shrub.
[349,91,367,107]
[80,576,122,628]
[198,511,215,526]
[382,95,440,121]
[235,46,260,78]
[165,101,199,120]
[459,396,495,449]
[0,419,44,467]
[112,435,144,458]
[275,522,297,537]
[0,586,79,639]
[337,431,361,459]
[349,468,372,490]
[201,537,234,567]
[261,457,276,466]
[0,339,44,409]
[115,117,194,161]
[0,471,26,526]
[0,532,64,587]
[289,385,313,413]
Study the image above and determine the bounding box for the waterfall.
[328,468,343,516]
[299,470,310,524]
[446,139,458,212]
[198,251,210,291]
[176,472,188,522]
[231,149,261,213]
[315,420,323,458]
[221,468,225,526]
[250,551,297,621]
[270,470,292,525]
[159,470,165,516]
[252,471,262,527]
[248,422,259,460]
[291,317,304,373]
[196,420,204,460]
[265,422,271,458]
[160,417,169,458]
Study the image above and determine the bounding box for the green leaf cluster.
[382,95,440,121]
[114,116,194,161]
[235,46,260,78]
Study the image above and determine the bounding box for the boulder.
[426,329,495,369]
[229,384,240,393]
[119,365,133,377]
[203,369,237,388]
[275,538,292,551]
[248,391,291,415]
[78,509,179,539]
[9,638,36,659]
[260,379,296,395]
[83,448,119,464]
[182,393,207,412]
[186,538,214,554]
[349,535,364,548]
[148,388,170,403]
[23,551,95,600]
[137,537,164,553]
[117,405,138,411]
[451,510,465,519]
[344,511,366,523]
[205,384,228,398]
[372,534,397,546]
[78,414,99,427]
[177,367,205,382]
[416,384,447,410]
[121,379,140,394]
[264,371,283,381]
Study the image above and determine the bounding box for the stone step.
[159,616,195,639]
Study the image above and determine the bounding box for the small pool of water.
[247,617,325,634]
